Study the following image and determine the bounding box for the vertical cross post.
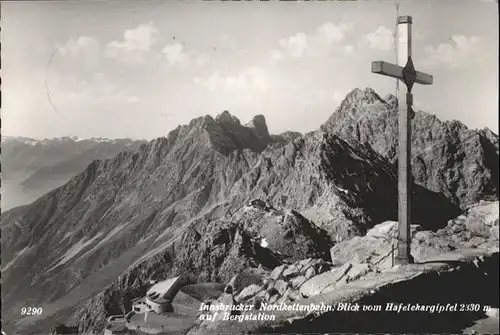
[371,15,433,267]
[395,16,414,265]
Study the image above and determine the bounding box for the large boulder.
[225,268,267,295]
[330,201,499,271]
[299,262,352,298]
[330,221,421,270]
[234,284,261,303]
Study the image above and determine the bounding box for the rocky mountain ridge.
[322,87,499,209]
[1,88,497,334]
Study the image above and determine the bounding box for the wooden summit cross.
[371,16,433,265]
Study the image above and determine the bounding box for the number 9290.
[21,307,43,316]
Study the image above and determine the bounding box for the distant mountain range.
[1,88,498,334]
[1,136,147,211]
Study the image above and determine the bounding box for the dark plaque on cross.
[371,16,433,266]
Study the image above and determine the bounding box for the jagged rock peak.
[199,111,274,155]
[248,114,267,129]
[481,127,498,135]
[479,127,499,153]
[185,115,215,129]
[245,114,270,140]
[322,87,390,135]
[342,87,383,105]
[216,110,241,126]
[321,86,499,209]
[383,93,397,106]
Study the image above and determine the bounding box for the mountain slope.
[1,108,462,334]
[322,87,499,209]
[7,84,495,333]
[1,114,279,333]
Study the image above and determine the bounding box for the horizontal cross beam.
[372,61,433,85]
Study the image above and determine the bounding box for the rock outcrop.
[329,201,499,271]
[189,200,499,334]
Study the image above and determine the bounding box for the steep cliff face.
[229,129,459,238]
[322,88,499,209]
[1,96,475,333]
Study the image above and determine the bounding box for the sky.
[1,0,498,140]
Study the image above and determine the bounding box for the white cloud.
[105,22,159,64]
[424,35,488,69]
[316,22,352,44]
[194,66,270,92]
[274,21,353,60]
[162,43,188,66]
[110,22,158,52]
[364,26,394,51]
[105,23,209,67]
[279,32,309,58]
[161,43,210,67]
[54,36,101,73]
[58,36,100,57]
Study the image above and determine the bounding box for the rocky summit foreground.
[1,88,498,334]
[189,201,499,335]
